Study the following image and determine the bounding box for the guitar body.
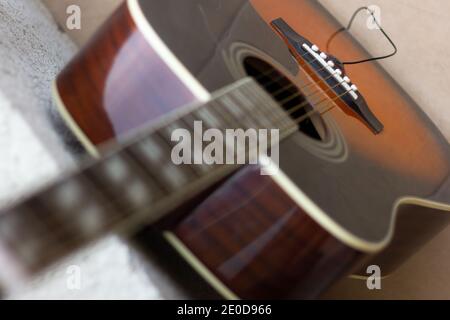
[53,0,450,299]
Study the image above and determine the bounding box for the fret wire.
[193,105,223,129]
[244,84,291,133]
[179,113,226,174]
[242,86,293,159]
[39,177,120,234]
[131,137,176,192]
[157,120,208,176]
[212,93,262,165]
[127,144,172,195]
[1,203,61,249]
[135,134,177,189]
[245,81,292,131]
[46,176,121,223]
[10,184,129,270]
[265,101,298,139]
[240,80,283,130]
[187,109,228,144]
[0,202,98,270]
[33,176,110,251]
[209,100,244,130]
[11,96,260,263]
[157,125,205,177]
[22,213,125,271]
[239,98,272,130]
[212,82,278,132]
[218,94,260,130]
[121,149,168,199]
[208,100,250,165]
[11,217,119,270]
[205,88,278,164]
[0,203,57,267]
[210,84,287,164]
[0,78,300,272]
[26,199,67,237]
[87,153,161,212]
[228,87,269,130]
[218,95,259,130]
[206,102,238,130]
[135,133,192,191]
[84,166,129,212]
[244,82,295,138]
[189,108,232,169]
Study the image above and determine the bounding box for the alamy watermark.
[66,265,82,291]
[366,265,382,290]
[66,5,81,30]
[171,121,280,175]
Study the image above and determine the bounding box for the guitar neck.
[0,78,292,289]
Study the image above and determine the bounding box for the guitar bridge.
[271,18,384,134]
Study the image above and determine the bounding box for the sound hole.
[243,57,324,141]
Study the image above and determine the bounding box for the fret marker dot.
[104,157,129,183]
[54,182,82,209]
[127,181,151,207]
[79,205,104,235]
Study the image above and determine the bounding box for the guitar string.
[3,54,356,262]
[4,78,354,265]
[6,13,399,270]
[211,76,349,142]
[1,25,384,266]
[256,52,344,98]
[267,65,344,100]
[245,45,353,120]
[251,43,334,84]
[249,63,350,123]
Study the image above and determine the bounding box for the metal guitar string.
[252,56,351,124]
[254,5,398,95]
[252,45,335,85]
[251,6,399,127]
[258,4,399,112]
[9,74,355,268]
[5,8,400,262]
[0,9,401,271]
[2,46,354,267]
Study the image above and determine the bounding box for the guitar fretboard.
[0,78,294,288]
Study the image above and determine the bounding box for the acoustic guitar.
[0,0,449,299]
